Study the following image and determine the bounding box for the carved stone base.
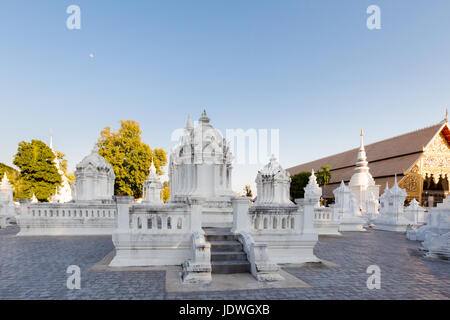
[181,261,212,283]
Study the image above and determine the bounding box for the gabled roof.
[287,122,448,187]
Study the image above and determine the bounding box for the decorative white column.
[231,197,251,233]
[190,197,204,234]
[115,196,134,231]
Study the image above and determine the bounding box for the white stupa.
[142,160,163,204]
[168,111,234,227]
[373,175,410,232]
[333,181,366,231]
[0,173,16,228]
[254,155,293,206]
[304,169,322,207]
[349,129,380,214]
[72,144,115,202]
[49,133,72,203]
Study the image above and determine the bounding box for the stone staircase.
[204,228,251,274]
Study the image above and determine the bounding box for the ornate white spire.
[199,109,210,124]
[355,128,369,172]
[149,160,157,177]
[143,159,163,204]
[0,173,14,203]
[255,155,292,205]
[304,169,322,203]
[186,113,193,130]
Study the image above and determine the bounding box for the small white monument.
[142,161,163,204]
[300,170,340,235]
[373,177,410,232]
[349,130,380,218]
[49,133,72,203]
[248,158,319,265]
[72,145,115,202]
[333,181,366,232]
[0,173,16,228]
[404,199,426,226]
[407,196,450,243]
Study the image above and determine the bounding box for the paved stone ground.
[0,226,448,299]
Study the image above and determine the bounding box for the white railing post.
[115,196,134,231]
[231,197,251,234]
[189,197,204,234]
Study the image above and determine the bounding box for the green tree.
[13,140,62,201]
[97,120,167,198]
[162,181,170,203]
[290,171,312,199]
[316,165,332,186]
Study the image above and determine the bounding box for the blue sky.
[1,0,450,193]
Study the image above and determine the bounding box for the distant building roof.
[287,122,448,198]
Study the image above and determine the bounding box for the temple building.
[287,115,450,207]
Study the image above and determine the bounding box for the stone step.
[209,241,243,252]
[211,251,248,262]
[211,260,251,274]
[205,234,237,241]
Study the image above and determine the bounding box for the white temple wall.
[17,202,116,236]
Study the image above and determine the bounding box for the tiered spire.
[355,128,369,172]
[304,169,322,202]
[199,109,210,124]
[186,113,193,130]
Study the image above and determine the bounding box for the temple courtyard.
[0,226,448,300]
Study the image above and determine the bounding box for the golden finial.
[446,108,448,123]
[360,128,364,136]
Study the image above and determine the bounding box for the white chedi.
[254,155,293,206]
[142,160,163,204]
[333,181,366,232]
[349,130,380,214]
[304,169,322,207]
[168,111,234,227]
[72,145,115,202]
[0,173,14,203]
[0,173,16,228]
[373,176,410,232]
[404,199,426,226]
[49,134,72,203]
[169,111,234,200]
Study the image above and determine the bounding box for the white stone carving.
[181,232,212,283]
[373,176,410,232]
[245,161,319,265]
[255,155,292,205]
[333,181,366,232]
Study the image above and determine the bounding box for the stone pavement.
[0,226,448,299]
